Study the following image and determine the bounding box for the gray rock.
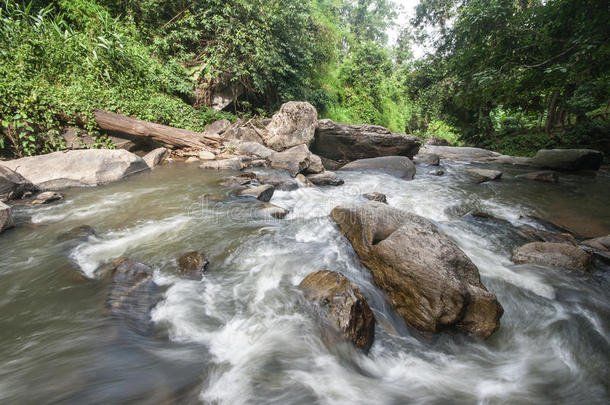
[198,150,216,160]
[205,119,231,136]
[341,156,416,180]
[515,224,578,245]
[320,156,343,171]
[362,192,387,203]
[28,191,63,205]
[306,171,344,186]
[0,165,38,201]
[0,150,148,190]
[466,168,502,183]
[515,171,559,183]
[258,173,300,191]
[413,153,440,165]
[330,202,503,339]
[185,157,200,163]
[270,144,324,176]
[299,270,375,353]
[312,119,420,161]
[218,173,258,187]
[425,137,450,146]
[259,203,289,219]
[142,147,168,168]
[421,145,501,160]
[200,158,243,171]
[0,201,14,233]
[224,126,264,144]
[582,234,610,253]
[266,102,318,151]
[236,142,275,159]
[532,149,603,171]
[238,184,275,202]
[511,242,591,271]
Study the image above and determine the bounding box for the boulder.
[200,158,242,171]
[259,203,289,219]
[330,202,503,338]
[107,258,160,335]
[312,119,420,161]
[425,137,450,146]
[429,169,445,176]
[0,165,38,201]
[306,171,344,186]
[515,171,559,183]
[299,270,375,353]
[511,242,591,272]
[265,102,318,151]
[582,234,610,262]
[270,144,324,177]
[466,168,503,183]
[362,192,387,203]
[0,202,14,233]
[420,145,500,161]
[198,150,216,160]
[238,184,275,202]
[224,126,264,144]
[532,149,603,171]
[142,147,168,168]
[177,251,209,280]
[413,153,440,166]
[236,142,275,160]
[295,174,314,187]
[27,191,63,205]
[320,156,343,171]
[340,156,416,180]
[0,150,148,190]
[258,173,299,191]
[205,119,232,136]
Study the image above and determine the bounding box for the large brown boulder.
[270,144,324,177]
[265,102,318,151]
[532,149,603,171]
[340,156,416,180]
[299,270,375,353]
[0,150,148,190]
[312,119,420,161]
[0,201,14,234]
[511,242,591,271]
[0,165,38,201]
[330,202,503,339]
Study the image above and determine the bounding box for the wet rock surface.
[341,156,416,180]
[532,149,603,171]
[511,242,591,272]
[177,251,209,280]
[0,165,38,202]
[0,201,14,233]
[306,171,344,186]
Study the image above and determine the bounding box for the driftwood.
[94,109,221,149]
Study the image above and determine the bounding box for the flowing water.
[1,161,609,405]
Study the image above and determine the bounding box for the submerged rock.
[142,147,168,168]
[270,144,324,176]
[0,149,148,190]
[57,225,96,242]
[429,169,445,176]
[312,119,420,161]
[511,242,591,271]
[27,191,64,205]
[178,251,209,280]
[299,270,375,353]
[238,184,275,202]
[107,258,160,335]
[516,224,578,245]
[259,203,289,219]
[466,168,502,183]
[362,192,387,203]
[515,171,559,183]
[341,156,416,180]
[0,201,14,233]
[330,202,503,339]
[0,165,38,202]
[306,171,344,186]
[266,102,318,151]
[532,149,603,171]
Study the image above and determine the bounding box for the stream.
[1,161,609,404]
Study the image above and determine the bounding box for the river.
[1,161,609,404]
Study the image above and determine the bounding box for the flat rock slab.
[532,149,603,171]
[341,156,415,180]
[511,242,591,271]
[299,270,375,353]
[466,168,503,183]
[0,149,149,190]
[0,202,14,233]
[515,171,559,183]
[421,145,501,160]
[312,119,420,161]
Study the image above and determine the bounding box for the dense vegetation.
[0,0,608,157]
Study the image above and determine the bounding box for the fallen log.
[94,109,221,149]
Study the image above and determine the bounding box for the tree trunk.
[545,90,559,135]
[93,109,221,149]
